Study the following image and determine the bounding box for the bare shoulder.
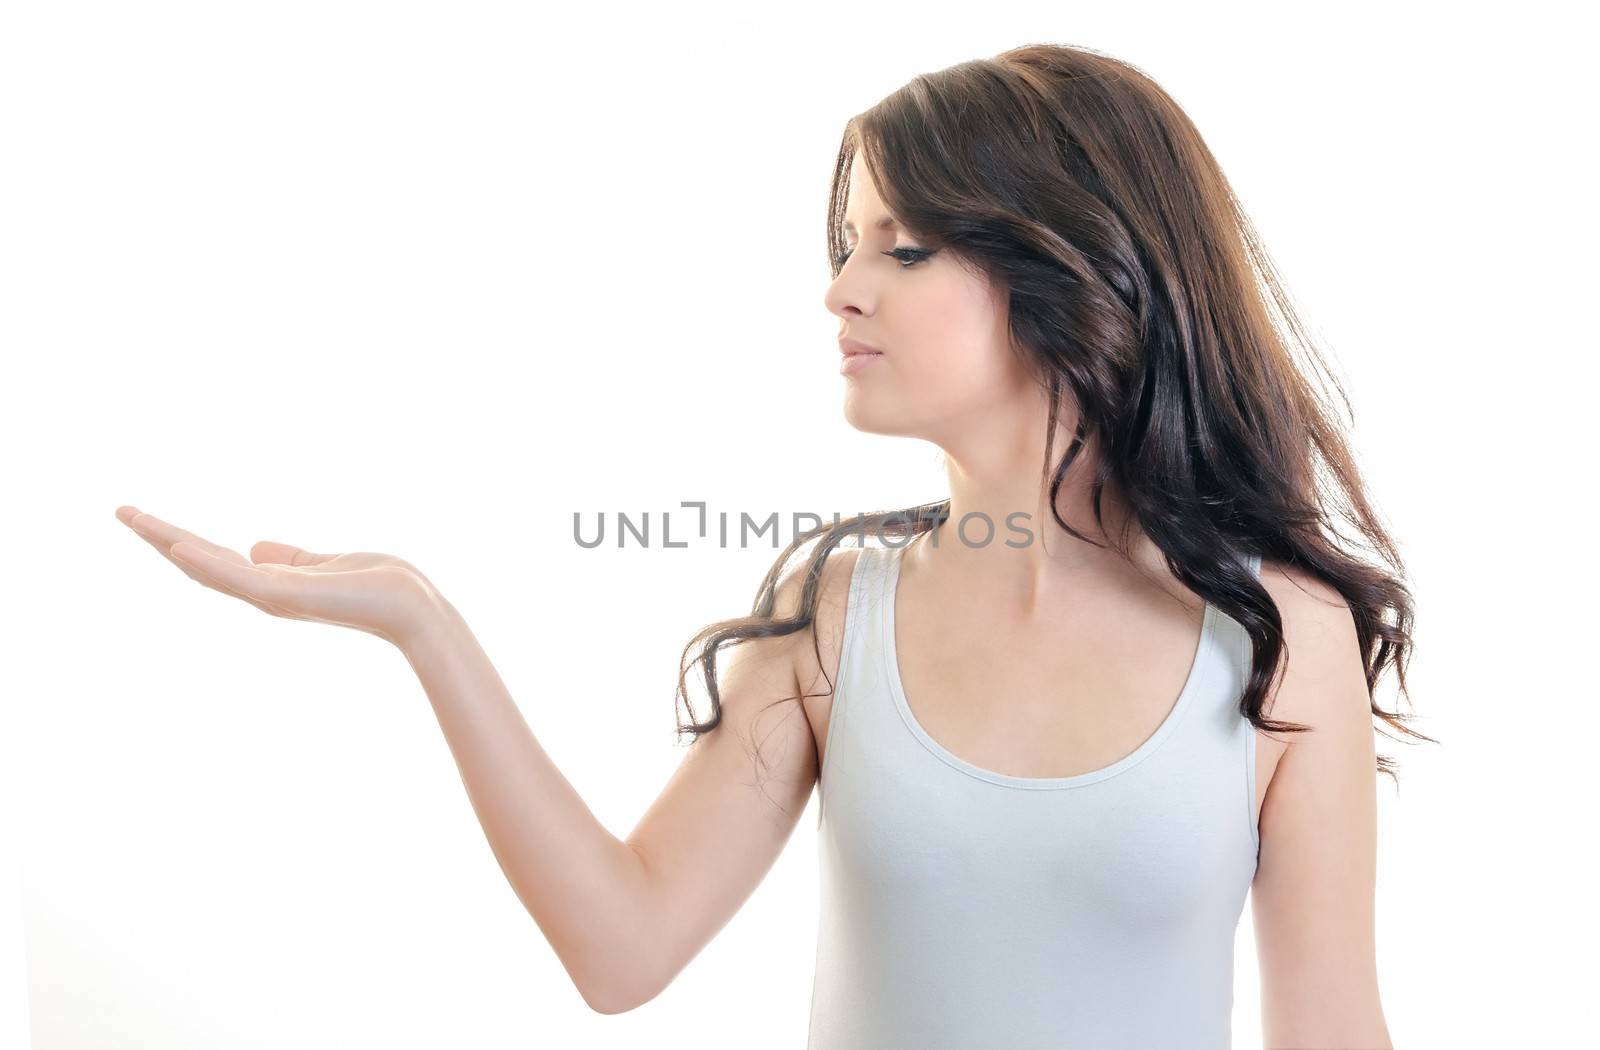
[1254,556,1369,739]
[772,543,865,700]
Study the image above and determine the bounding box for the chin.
[843,402,916,440]
[842,398,887,435]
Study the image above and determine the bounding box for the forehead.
[841,154,897,233]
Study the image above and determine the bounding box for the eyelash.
[832,247,934,271]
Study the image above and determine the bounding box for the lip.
[838,337,884,376]
[839,337,882,356]
[839,349,884,375]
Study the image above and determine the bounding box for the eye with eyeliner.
[832,246,934,270]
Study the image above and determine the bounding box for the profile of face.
[823,152,1039,445]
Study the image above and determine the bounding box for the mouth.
[839,349,884,375]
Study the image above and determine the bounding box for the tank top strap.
[814,542,900,829]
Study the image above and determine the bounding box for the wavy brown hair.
[673,43,1433,794]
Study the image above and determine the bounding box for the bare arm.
[617,553,842,1010]
[399,557,832,1014]
[1252,565,1394,1049]
[117,506,836,1015]
[399,595,661,1013]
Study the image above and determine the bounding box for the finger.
[173,543,357,629]
[171,542,296,608]
[118,507,250,592]
[250,540,340,567]
[155,542,298,619]
[123,509,250,566]
[118,509,302,619]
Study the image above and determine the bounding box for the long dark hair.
[673,43,1433,789]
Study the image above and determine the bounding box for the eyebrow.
[841,215,899,233]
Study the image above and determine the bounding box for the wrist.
[394,574,463,655]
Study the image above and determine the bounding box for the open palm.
[116,506,435,648]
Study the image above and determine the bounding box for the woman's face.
[823,152,1039,445]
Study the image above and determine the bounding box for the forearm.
[397,593,656,1012]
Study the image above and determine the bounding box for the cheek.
[901,286,1028,404]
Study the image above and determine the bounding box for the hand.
[116,505,440,649]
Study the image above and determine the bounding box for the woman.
[119,42,1425,1050]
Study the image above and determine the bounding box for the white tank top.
[808,541,1263,1049]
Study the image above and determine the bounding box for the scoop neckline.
[877,540,1216,790]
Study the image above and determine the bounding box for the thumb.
[250,540,339,566]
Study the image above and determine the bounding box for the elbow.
[547,849,671,1015]
[1263,984,1392,1049]
[571,940,667,1016]
[580,975,662,1016]
[582,987,636,1016]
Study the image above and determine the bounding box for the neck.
[908,396,1161,616]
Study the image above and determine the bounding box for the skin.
[113,153,1392,1047]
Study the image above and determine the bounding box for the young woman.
[118,43,1425,1050]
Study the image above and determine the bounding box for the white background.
[3,1,1594,1047]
